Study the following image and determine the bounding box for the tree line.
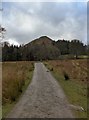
[2,39,89,61]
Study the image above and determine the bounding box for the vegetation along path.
[7,62,74,118]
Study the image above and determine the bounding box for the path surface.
[7,63,74,118]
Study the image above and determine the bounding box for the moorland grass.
[44,59,87,118]
[2,61,34,117]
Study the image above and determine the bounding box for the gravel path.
[7,62,74,118]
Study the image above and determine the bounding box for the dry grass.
[0,62,2,119]
[46,59,88,84]
[2,61,34,105]
[44,59,88,118]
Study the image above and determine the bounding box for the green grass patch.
[77,55,89,59]
[2,101,16,118]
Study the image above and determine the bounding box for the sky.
[1,0,88,45]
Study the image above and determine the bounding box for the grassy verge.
[44,60,87,118]
[2,61,34,118]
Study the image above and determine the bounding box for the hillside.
[24,36,60,60]
[30,36,52,45]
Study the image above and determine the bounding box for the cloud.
[2,38,20,46]
[2,2,87,45]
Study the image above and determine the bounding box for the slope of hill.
[24,36,60,60]
[30,36,52,45]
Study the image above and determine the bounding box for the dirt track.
[7,63,74,118]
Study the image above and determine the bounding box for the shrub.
[63,71,69,80]
[50,67,53,71]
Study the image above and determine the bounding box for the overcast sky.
[1,0,87,45]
